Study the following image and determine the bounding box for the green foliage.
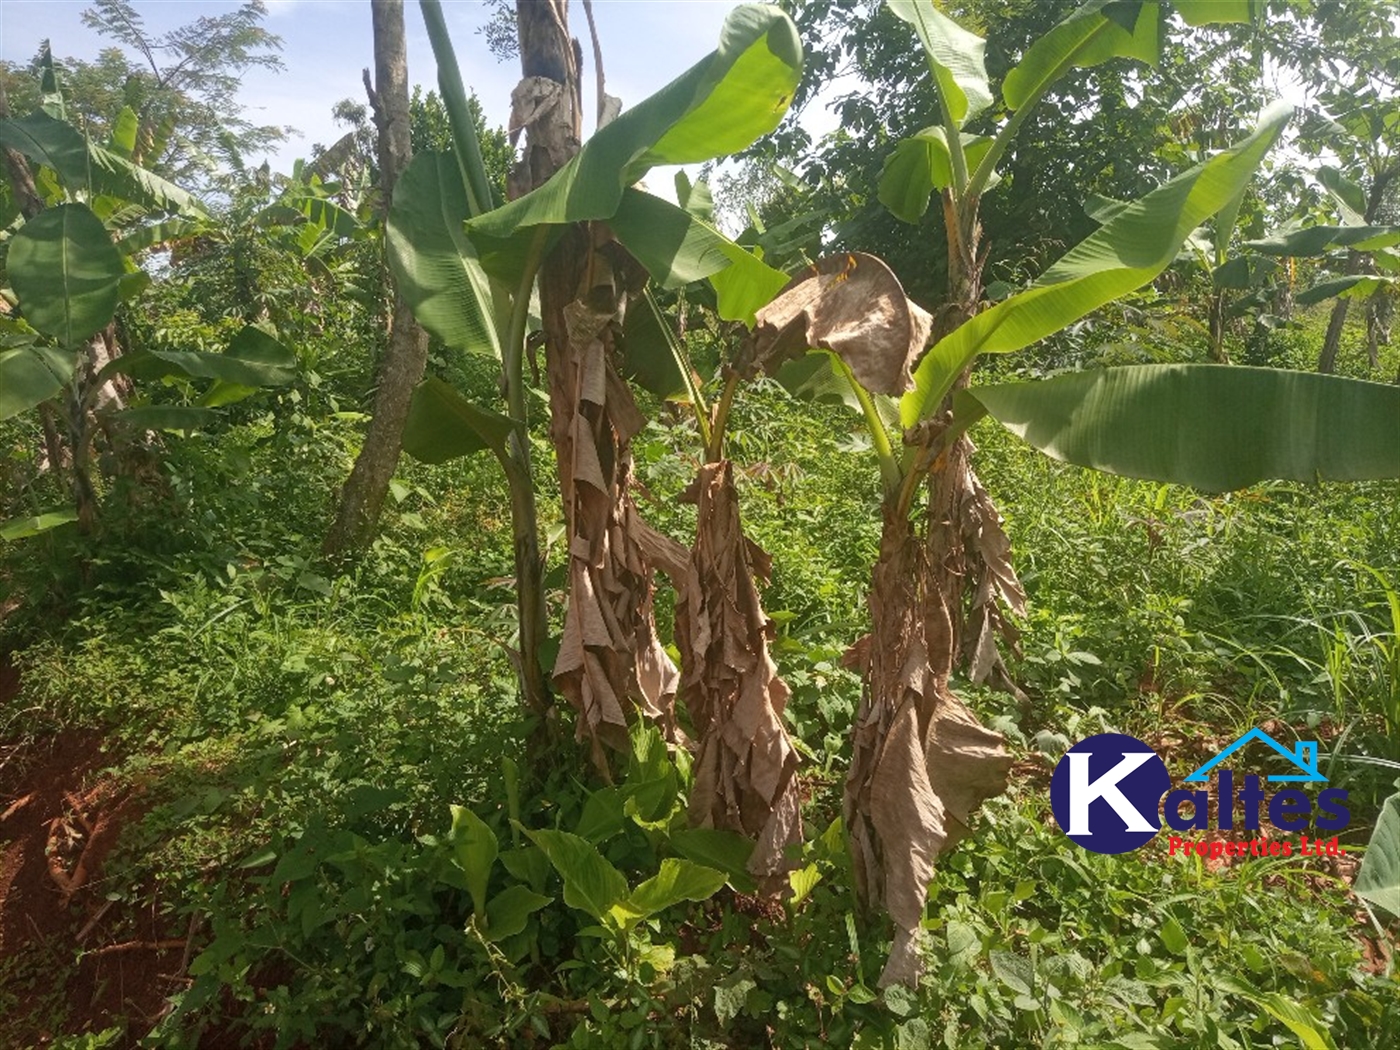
[957,364,1400,491]
[1357,793,1400,919]
[7,203,125,347]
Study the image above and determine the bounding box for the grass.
[2,322,1399,1046]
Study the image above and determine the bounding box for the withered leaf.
[748,252,933,395]
[674,461,802,882]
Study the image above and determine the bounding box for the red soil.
[0,655,183,1048]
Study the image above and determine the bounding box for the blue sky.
[1,0,830,190]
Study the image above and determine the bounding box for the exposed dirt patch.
[0,657,184,1048]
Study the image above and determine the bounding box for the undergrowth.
[2,341,1399,1048]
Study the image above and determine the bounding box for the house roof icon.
[1181,727,1326,783]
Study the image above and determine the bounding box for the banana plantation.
[1,0,1398,1046]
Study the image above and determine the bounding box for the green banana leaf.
[1318,164,1367,219]
[386,152,505,357]
[886,0,992,128]
[1356,792,1400,919]
[0,508,79,542]
[420,0,497,217]
[468,4,800,247]
[879,128,995,224]
[0,345,79,420]
[108,105,138,158]
[1296,275,1395,306]
[201,326,300,406]
[1244,225,1400,256]
[621,288,695,402]
[608,189,789,325]
[955,364,1400,493]
[1173,0,1258,25]
[103,330,296,393]
[116,217,206,256]
[0,111,208,218]
[1002,0,1162,112]
[400,377,516,465]
[8,204,125,347]
[901,103,1291,426]
[776,351,901,432]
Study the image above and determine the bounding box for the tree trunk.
[515,0,680,766]
[324,0,428,556]
[1317,293,1351,374]
[1319,169,1394,375]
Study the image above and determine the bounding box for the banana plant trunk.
[515,0,680,765]
[844,193,1020,989]
[1318,170,1393,374]
[324,0,429,555]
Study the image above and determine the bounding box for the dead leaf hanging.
[548,236,681,764]
[746,252,933,395]
[844,505,1012,988]
[674,461,802,882]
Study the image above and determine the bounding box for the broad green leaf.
[387,152,503,356]
[887,0,992,128]
[468,5,800,245]
[0,508,78,542]
[116,217,205,256]
[483,885,551,942]
[1356,791,1400,918]
[903,103,1289,425]
[574,787,626,844]
[1249,993,1338,1050]
[420,0,497,216]
[879,128,995,224]
[1212,254,1276,290]
[118,270,151,303]
[674,170,715,222]
[774,351,901,433]
[621,287,696,402]
[616,858,726,925]
[200,326,299,406]
[289,196,362,240]
[9,204,124,346]
[88,141,210,218]
[669,828,757,892]
[990,950,1034,996]
[1296,275,1395,306]
[1003,0,1162,112]
[956,364,1400,493]
[521,826,629,925]
[113,405,220,432]
[400,377,516,465]
[0,112,209,218]
[788,863,822,905]
[1158,916,1187,956]
[715,974,757,1026]
[108,105,138,157]
[448,804,498,918]
[610,188,789,325]
[107,327,296,397]
[0,112,88,190]
[1318,164,1367,220]
[1172,0,1256,25]
[498,845,551,892]
[1244,225,1400,256]
[0,345,79,420]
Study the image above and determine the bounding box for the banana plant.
[744,0,1297,988]
[0,80,295,537]
[391,2,798,748]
